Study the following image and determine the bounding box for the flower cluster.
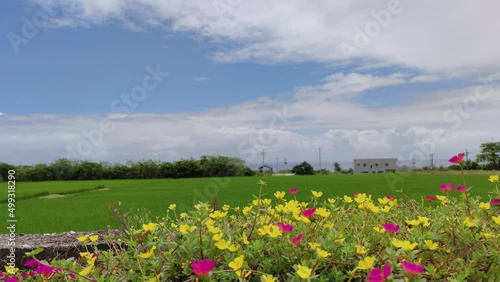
[6,165,500,281]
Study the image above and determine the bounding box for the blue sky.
[1,0,499,169]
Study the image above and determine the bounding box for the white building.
[353,158,398,174]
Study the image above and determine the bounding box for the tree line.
[0,155,255,182]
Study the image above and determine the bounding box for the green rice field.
[1,172,498,234]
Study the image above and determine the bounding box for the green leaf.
[25,247,44,258]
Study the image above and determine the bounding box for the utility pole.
[430,153,434,170]
[319,147,322,171]
[261,149,266,166]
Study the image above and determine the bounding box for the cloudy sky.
[1,0,499,169]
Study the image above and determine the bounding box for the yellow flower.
[343,195,353,203]
[323,222,334,229]
[436,195,448,205]
[78,265,93,276]
[328,198,336,204]
[354,193,367,204]
[229,255,245,271]
[463,217,479,227]
[228,244,240,252]
[311,190,323,198]
[424,240,438,250]
[147,274,161,282]
[142,223,158,232]
[406,219,420,226]
[179,224,196,234]
[334,237,345,243]
[242,233,250,245]
[222,204,230,211]
[365,202,380,213]
[373,226,386,233]
[492,215,500,225]
[296,265,312,279]
[378,197,390,205]
[274,191,286,199]
[317,248,331,258]
[316,207,331,218]
[417,216,430,227]
[264,224,282,238]
[381,206,391,213]
[168,204,176,210]
[481,232,497,239]
[139,246,156,259]
[180,212,188,219]
[170,223,178,229]
[210,210,228,219]
[391,238,417,251]
[479,202,490,210]
[355,245,367,255]
[262,274,277,282]
[215,238,231,250]
[308,242,320,249]
[357,256,376,270]
[236,270,252,278]
[89,235,99,243]
[488,175,499,183]
[79,252,89,257]
[212,233,223,241]
[207,225,221,234]
[77,235,89,243]
[388,199,398,207]
[4,265,18,274]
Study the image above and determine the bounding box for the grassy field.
[1,172,497,234]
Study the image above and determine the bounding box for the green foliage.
[477,141,500,170]
[291,161,315,175]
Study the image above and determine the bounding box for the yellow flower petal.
[139,246,156,259]
[296,265,312,279]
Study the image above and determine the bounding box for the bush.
[13,172,500,281]
[291,161,315,175]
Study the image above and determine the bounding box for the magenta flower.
[426,196,436,202]
[381,223,400,233]
[366,264,391,282]
[301,207,316,218]
[191,260,215,276]
[68,273,76,280]
[400,261,425,275]
[385,196,395,200]
[291,233,304,246]
[439,184,453,192]
[449,153,465,164]
[289,188,298,194]
[24,260,39,267]
[277,222,294,233]
[455,186,466,192]
[490,199,500,206]
[3,277,19,282]
[20,274,28,279]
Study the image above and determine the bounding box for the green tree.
[291,161,315,175]
[334,162,342,173]
[476,141,500,170]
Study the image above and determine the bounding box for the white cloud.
[32,0,500,73]
[409,75,442,83]
[1,72,499,167]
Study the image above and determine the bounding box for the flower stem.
[460,164,471,217]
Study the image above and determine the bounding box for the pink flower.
[20,274,28,279]
[426,196,436,202]
[385,196,395,200]
[439,184,453,192]
[277,222,294,233]
[490,199,500,206]
[24,260,39,267]
[366,264,391,282]
[400,261,425,275]
[291,233,304,246]
[448,153,465,164]
[381,223,400,233]
[455,186,466,192]
[3,277,20,282]
[353,192,359,197]
[301,207,316,218]
[191,260,215,276]
[289,188,298,194]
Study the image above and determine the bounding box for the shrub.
[9,155,500,281]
